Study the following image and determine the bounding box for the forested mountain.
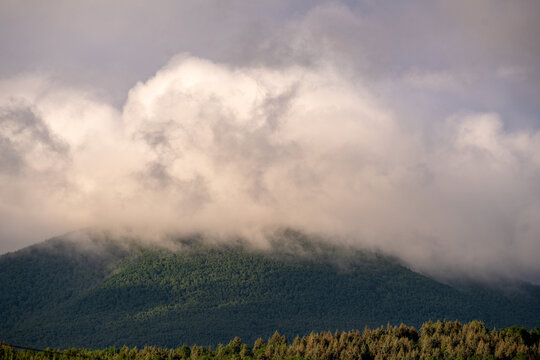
[0,230,539,349]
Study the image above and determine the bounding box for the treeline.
[2,321,539,360]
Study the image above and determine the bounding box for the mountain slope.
[0,231,539,348]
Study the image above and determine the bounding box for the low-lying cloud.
[1,54,539,284]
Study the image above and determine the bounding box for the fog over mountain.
[1,0,539,284]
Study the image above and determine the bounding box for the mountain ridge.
[1,230,539,349]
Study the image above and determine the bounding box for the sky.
[1,0,539,284]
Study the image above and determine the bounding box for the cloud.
[1,1,539,283]
[0,102,69,175]
[1,54,540,284]
[3,1,539,115]
[402,69,465,93]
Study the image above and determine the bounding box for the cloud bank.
[1,54,540,284]
[1,1,540,284]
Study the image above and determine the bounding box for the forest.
[1,233,539,349]
[1,321,539,360]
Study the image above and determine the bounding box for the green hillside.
[0,231,539,349]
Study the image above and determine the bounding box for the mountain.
[0,230,539,349]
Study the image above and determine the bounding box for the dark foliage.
[1,321,539,359]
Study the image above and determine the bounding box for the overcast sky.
[1,0,539,284]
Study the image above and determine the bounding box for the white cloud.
[1,55,540,284]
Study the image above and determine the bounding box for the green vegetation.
[0,231,539,349]
[2,321,540,359]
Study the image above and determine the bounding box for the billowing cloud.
[1,54,539,284]
[1,0,539,284]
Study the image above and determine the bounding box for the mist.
[1,1,539,284]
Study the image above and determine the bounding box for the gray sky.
[1,0,539,283]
